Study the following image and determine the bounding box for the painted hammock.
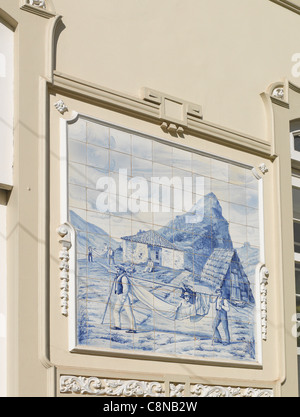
[129,277,211,322]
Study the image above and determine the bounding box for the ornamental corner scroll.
[57,224,72,316]
[260,265,269,341]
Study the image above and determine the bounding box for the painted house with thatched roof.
[121,229,185,270]
[201,248,255,305]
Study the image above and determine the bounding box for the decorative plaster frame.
[51,71,274,159]
[59,374,274,397]
[140,87,203,136]
[59,110,266,367]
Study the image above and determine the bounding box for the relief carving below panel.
[59,376,273,398]
[60,376,165,397]
[169,383,185,397]
[190,384,273,397]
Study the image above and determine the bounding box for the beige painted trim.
[269,0,300,14]
[0,190,9,206]
[46,15,63,82]
[0,9,18,31]
[261,78,300,396]
[38,77,53,371]
[50,71,273,159]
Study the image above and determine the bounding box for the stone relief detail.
[260,265,269,341]
[59,376,273,398]
[271,87,284,100]
[54,99,68,114]
[60,376,102,395]
[60,376,165,397]
[141,87,202,137]
[28,0,46,8]
[259,163,268,175]
[169,383,185,397]
[57,224,72,316]
[160,121,184,135]
[103,380,165,397]
[190,384,273,397]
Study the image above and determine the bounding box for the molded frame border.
[269,0,300,14]
[58,110,265,369]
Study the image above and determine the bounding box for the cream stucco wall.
[0,0,299,397]
[54,0,300,140]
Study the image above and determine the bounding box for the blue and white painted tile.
[68,118,87,142]
[69,140,86,165]
[211,159,229,182]
[87,144,109,170]
[87,122,109,148]
[229,203,247,226]
[69,184,86,210]
[153,141,173,166]
[132,134,153,160]
[192,153,211,177]
[211,178,229,203]
[246,188,259,209]
[110,128,132,154]
[132,156,152,179]
[229,165,246,187]
[69,162,86,187]
[172,147,192,172]
[229,183,247,206]
[86,165,109,189]
[110,150,132,174]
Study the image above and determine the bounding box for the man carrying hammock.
[111,265,137,333]
[211,288,230,345]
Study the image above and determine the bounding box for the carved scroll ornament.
[57,224,72,316]
[60,376,165,397]
[260,265,269,341]
[59,376,273,398]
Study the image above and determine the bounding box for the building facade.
[1,0,300,397]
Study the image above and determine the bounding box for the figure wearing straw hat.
[111,265,137,333]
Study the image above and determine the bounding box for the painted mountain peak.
[157,192,233,275]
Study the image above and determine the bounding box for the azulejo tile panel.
[66,117,262,363]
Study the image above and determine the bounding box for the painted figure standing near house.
[108,247,115,265]
[112,265,137,333]
[211,288,230,345]
[88,246,93,262]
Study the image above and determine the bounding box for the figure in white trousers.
[112,265,136,333]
